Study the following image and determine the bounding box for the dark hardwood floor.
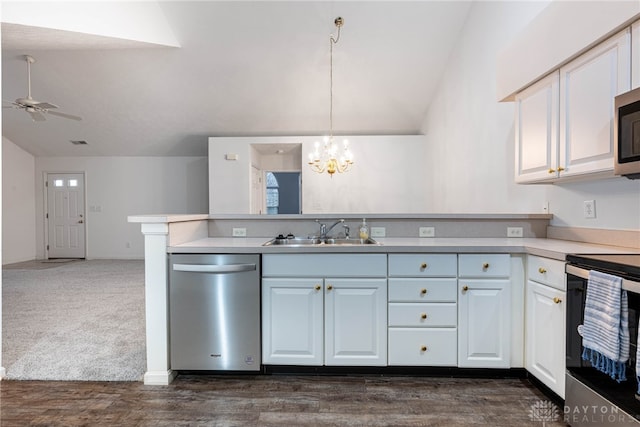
[0,374,568,426]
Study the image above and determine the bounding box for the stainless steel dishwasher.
[169,254,261,371]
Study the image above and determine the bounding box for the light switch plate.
[419,227,435,237]
[370,227,386,238]
[232,227,247,237]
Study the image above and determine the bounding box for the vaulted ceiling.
[2,1,472,157]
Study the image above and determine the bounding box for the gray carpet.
[2,260,146,381]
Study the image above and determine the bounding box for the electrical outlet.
[543,201,549,214]
[419,227,435,237]
[232,227,247,237]
[370,227,386,238]
[507,227,523,238]
[583,200,596,219]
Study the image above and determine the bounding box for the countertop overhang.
[168,237,640,261]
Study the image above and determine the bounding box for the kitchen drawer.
[388,278,457,302]
[527,255,566,291]
[388,254,457,277]
[458,254,510,278]
[388,328,457,366]
[388,303,457,327]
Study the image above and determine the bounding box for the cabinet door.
[458,279,511,368]
[325,278,387,366]
[515,71,559,183]
[526,280,566,398]
[559,28,631,178]
[262,278,323,365]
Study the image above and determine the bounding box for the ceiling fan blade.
[28,111,46,121]
[34,101,59,109]
[46,110,82,121]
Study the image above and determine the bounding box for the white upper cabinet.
[558,28,630,179]
[515,72,559,183]
[633,21,640,89]
[515,28,631,183]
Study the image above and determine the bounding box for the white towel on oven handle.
[581,270,629,382]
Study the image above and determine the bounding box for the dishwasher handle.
[172,263,257,274]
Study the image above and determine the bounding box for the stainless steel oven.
[566,254,640,426]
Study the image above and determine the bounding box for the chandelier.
[308,17,354,177]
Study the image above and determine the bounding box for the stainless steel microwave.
[614,87,640,179]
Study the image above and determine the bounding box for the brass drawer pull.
[327,285,333,291]
[315,285,321,291]
[420,288,427,295]
[420,345,427,352]
[420,313,427,320]
[553,297,562,304]
[482,263,490,269]
[462,285,469,292]
[538,267,547,274]
[420,263,428,269]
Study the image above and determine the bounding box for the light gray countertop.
[168,237,640,261]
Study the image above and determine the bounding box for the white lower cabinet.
[262,254,387,366]
[387,254,458,366]
[525,255,566,398]
[262,277,324,365]
[324,278,387,365]
[458,254,512,368]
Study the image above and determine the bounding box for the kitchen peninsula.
[129,213,640,388]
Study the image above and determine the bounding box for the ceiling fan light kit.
[3,55,82,122]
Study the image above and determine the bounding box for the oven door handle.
[566,264,640,293]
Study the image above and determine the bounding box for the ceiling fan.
[3,55,82,122]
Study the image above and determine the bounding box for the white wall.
[209,135,429,214]
[422,1,640,231]
[2,137,36,264]
[34,156,208,259]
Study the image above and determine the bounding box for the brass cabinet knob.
[315,285,321,291]
[420,288,427,295]
[557,167,565,172]
[462,285,469,292]
[553,297,562,304]
[420,345,427,352]
[78,220,84,224]
[548,168,556,174]
[327,285,333,291]
[420,263,428,269]
[420,313,427,320]
[482,263,490,269]
[538,267,547,274]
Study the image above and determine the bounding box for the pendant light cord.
[329,18,342,141]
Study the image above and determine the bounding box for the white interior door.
[250,166,263,214]
[47,173,86,259]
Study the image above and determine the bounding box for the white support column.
[140,222,176,385]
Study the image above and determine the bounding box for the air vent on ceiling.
[70,140,88,145]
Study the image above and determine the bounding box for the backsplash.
[207,214,551,239]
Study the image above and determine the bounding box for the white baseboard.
[143,369,177,385]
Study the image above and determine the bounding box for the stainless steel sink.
[262,237,381,246]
